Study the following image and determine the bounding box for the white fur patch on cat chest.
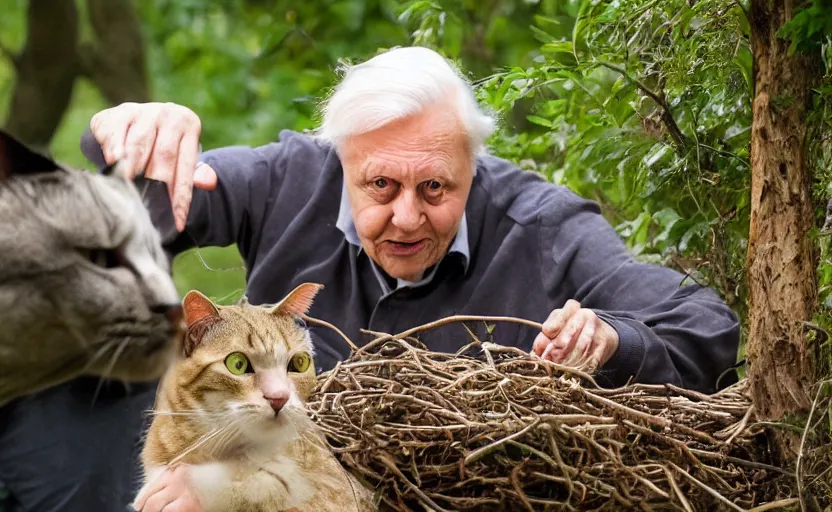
[189,461,234,499]
[256,454,316,508]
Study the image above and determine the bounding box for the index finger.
[91,109,133,164]
[542,299,580,339]
[171,131,199,232]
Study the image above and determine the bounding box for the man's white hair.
[316,46,495,155]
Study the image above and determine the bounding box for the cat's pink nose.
[266,393,289,412]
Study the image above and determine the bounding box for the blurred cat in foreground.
[0,129,184,405]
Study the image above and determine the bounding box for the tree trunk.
[746,0,819,421]
[79,0,151,104]
[0,0,150,152]
[3,0,80,150]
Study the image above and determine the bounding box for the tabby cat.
[0,129,183,405]
[138,283,376,512]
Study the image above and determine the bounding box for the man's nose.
[264,389,289,412]
[391,191,423,231]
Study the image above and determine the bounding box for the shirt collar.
[335,180,470,289]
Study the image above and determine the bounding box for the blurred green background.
[1,0,830,334]
[0,0,549,305]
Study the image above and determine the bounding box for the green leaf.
[493,71,526,106]
[541,40,573,54]
[527,115,553,127]
[530,24,555,43]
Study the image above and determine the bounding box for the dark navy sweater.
[82,129,740,393]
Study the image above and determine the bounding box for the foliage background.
[1,0,830,361]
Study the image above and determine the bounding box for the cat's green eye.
[225,352,250,375]
[289,353,312,373]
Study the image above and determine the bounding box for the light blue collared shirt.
[335,180,470,294]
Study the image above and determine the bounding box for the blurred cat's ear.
[270,283,324,317]
[183,290,221,328]
[0,129,61,181]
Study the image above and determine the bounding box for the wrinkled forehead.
[339,106,473,174]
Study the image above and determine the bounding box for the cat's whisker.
[211,417,250,456]
[101,335,132,380]
[200,413,260,458]
[90,335,132,406]
[169,426,228,466]
[81,338,120,373]
[149,410,213,418]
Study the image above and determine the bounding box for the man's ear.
[0,129,61,181]
[269,283,324,317]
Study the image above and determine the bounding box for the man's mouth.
[386,239,426,256]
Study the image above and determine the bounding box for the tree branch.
[698,143,750,167]
[78,0,149,104]
[822,197,832,232]
[2,0,80,148]
[596,60,688,150]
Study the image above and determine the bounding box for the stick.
[667,462,744,512]
[302,313,358,351]
[747,498,800,512]
[797,379,831,512]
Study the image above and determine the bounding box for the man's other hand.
[532,299,619,371]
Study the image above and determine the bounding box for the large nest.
[305,316,801,512]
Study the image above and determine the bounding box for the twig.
[387,315,543,342]
[723,404,754,445]
[667,462,744,512]
[377,453,451,512]
[596,60,688,150]
[510,462,536,512]
[362,315,600,385]
[302,313,358,351]
[797,379,832,512]
[664,465,695,512]
[687,448,795,477]
[698,143,750,167]
[583,388,719,445]
[464,418,540,465]
[746,498,800,512]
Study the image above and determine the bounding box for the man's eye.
[428,180,442,190]
[373,178,388,188]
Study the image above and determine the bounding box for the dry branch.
[306,316,811,511]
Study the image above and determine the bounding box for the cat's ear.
[183,290,221,328]
[270,283,324,317]
[182,290,222,357]
[0,129,61,181]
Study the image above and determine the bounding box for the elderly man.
[79,46,737,511]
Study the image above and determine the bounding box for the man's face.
[339,102,473,282]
